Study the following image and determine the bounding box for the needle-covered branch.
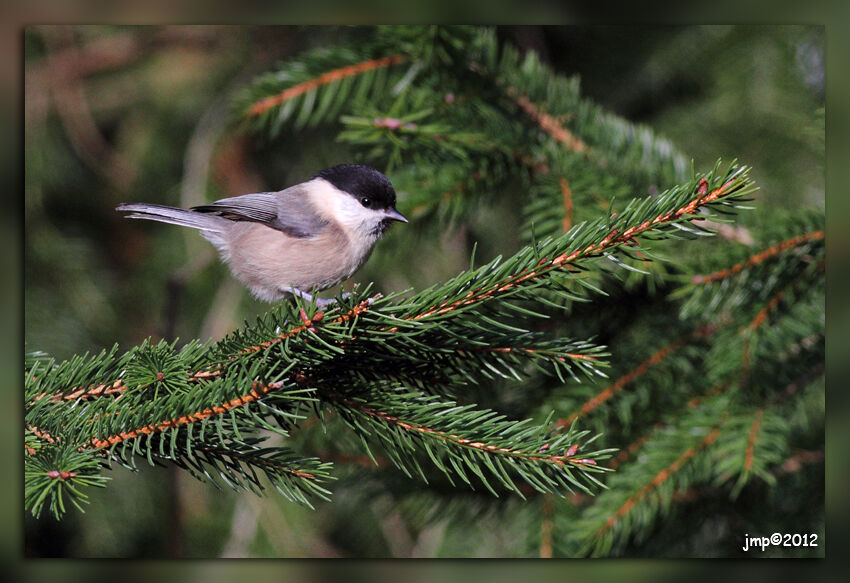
[25,27,823,557]
[326,387,614,498]
[25,161,755,519]
[676,210,824,320]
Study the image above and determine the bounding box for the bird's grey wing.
[191,186,328,238]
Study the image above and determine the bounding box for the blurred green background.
[24,25,824,557]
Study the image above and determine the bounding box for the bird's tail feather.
[116,203,228,232]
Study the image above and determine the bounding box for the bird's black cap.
[314,164,398,211]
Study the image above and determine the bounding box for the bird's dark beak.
[383,208,408,223]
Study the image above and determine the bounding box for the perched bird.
[117,164,407,306]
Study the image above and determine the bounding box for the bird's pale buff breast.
[224,221,373,301]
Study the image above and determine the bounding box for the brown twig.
[327,392,598,469]
[404,177,742,325]
[654,448,824,507]
[247,55,406,117]
[692,230,824,284]
[31,379,128,404]
[88,380,286,450]
[508,88,588,153]
[27,424,57,444]
[238,298,372,355]
[740,258,824,377]
[607,381,732,470]
[540,494,554,558]
[595,426,722,537]
[558,324,715,427]
[743,409,763,471]
[559,177,573,232]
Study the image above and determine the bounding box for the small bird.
[117,164,407,306]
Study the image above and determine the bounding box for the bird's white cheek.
[307,178,387,242]
[334,199,386,236]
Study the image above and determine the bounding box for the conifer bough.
[25,160,755,520]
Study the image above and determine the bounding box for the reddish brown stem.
[560,177,573,232]
[558,324,714,427]
[692,231,824,284]
[744,409,763,471]
[88,380,285,450]
[406,179,742,324]
[247,55,406,117]
[595,426,722,537]
[331,392,596,468]
[508,89,588,153]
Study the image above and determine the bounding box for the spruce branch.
[507,86,588,154]
[597,425,723,532]
[25,163,753,519]
[470,31,689,189]
[85,379,292,450]
[384,162,754,326]
[169,442,334,507]
[556,323,716,427]
[532,217,821,556]
[324,387,614,498]
[547,266,819,477]
[235,26,482,139]
[736,259,824,378]
[25,445,111,519]
[559,177,574,233]
[246,55,408,118]
[544,272,821,555]
[690,230,824,285]
[677,212,824,320]
[572,445,824,528]
[606,381,733,471]
[561,403,729,557]
[338,94,502,170]
[235,47,411,136]
[24,25,824,557]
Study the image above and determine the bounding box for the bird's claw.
[284,287,382,309]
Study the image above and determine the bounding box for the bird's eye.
[360,197,372,208]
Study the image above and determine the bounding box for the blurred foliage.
[24,25,823,557]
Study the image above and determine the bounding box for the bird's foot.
[284,288,381,308]
[314,296,341,308]
[283,287,350,308]
[364,292,383,306]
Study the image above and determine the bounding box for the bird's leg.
[284,287,380,308]
[283,287,338,308]
[313,296,340,308]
